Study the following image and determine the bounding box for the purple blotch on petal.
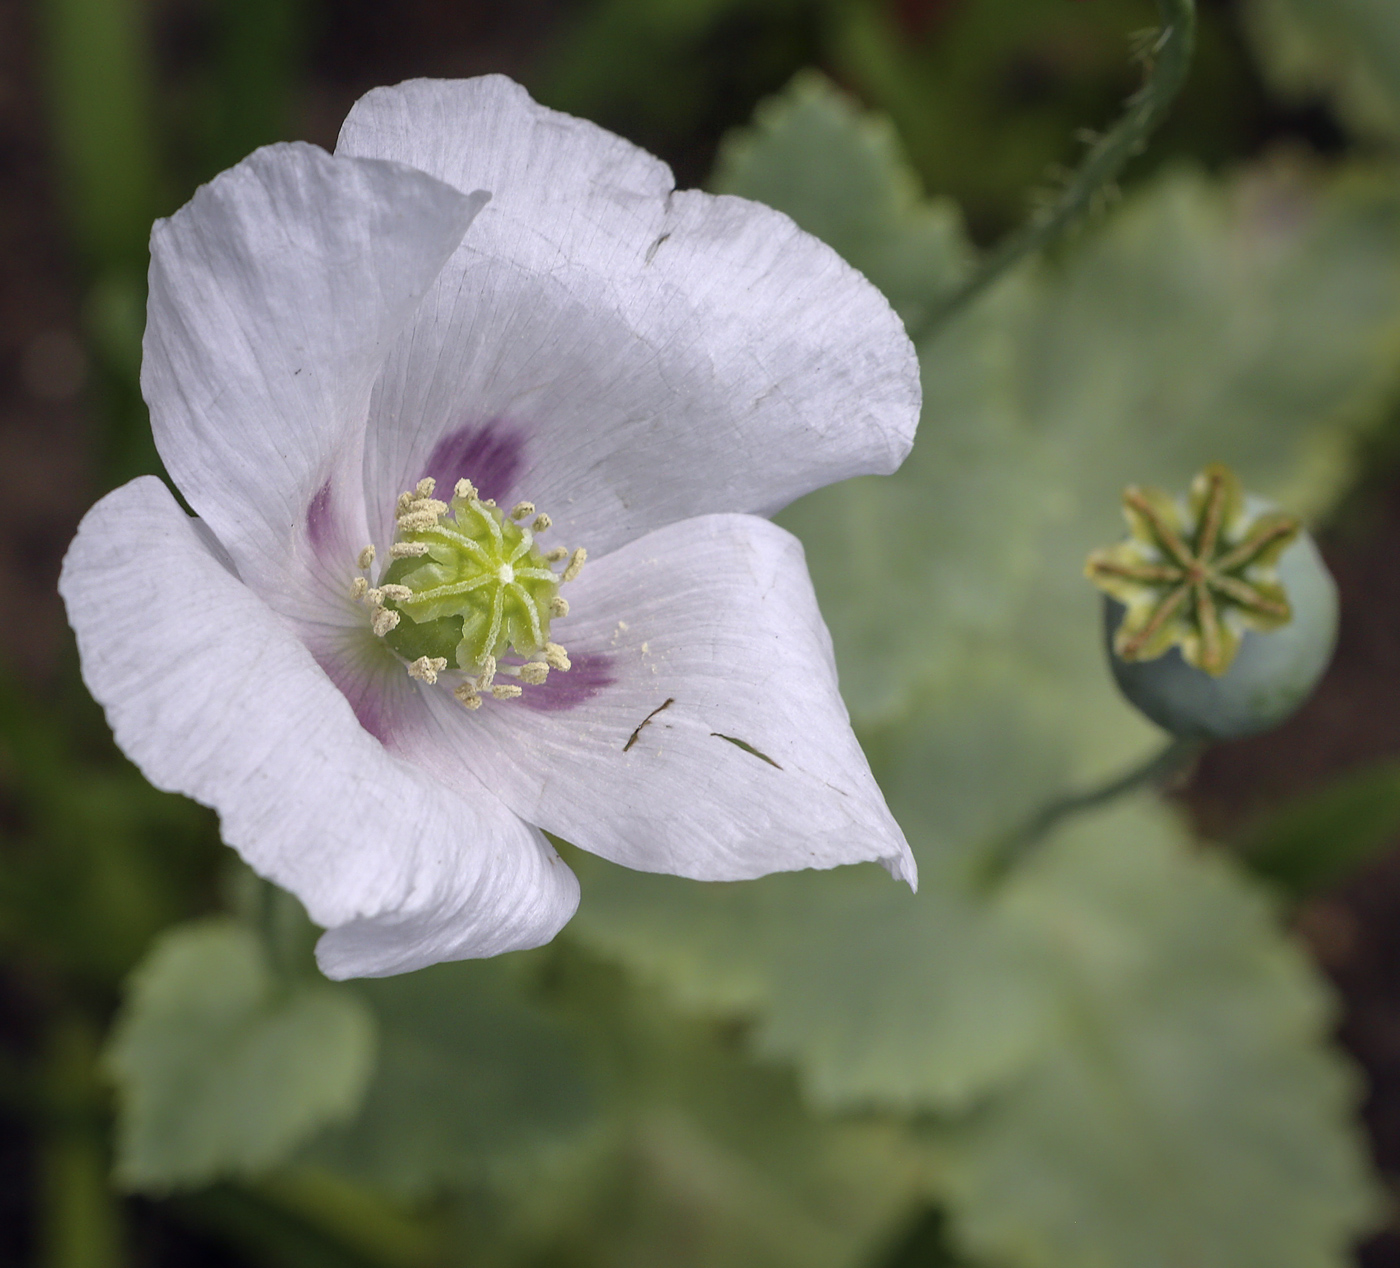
[310,639,412,748]
[306,479,334,555]
[519,652,615,713]
[424,422,527,504]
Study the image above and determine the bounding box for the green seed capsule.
[1087,464,1338,740]
[1103,528,1337,739]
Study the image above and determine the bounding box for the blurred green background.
[9,0,1400,1265]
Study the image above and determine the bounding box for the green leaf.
[932,796,1382,1268]
[1244,0,1400,145]
[572,66,1400,1133]
[1235,756,1400,897]
[718,75,1400,737]
[308,958,595,1198]
[714,69,971,328]
[480,951,928,1268]
[107,918,376,1192]
[715,75,1044,723]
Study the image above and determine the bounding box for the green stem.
[914,0,1197,341]
[978,735,1206,886]
[38,1016,128,1268]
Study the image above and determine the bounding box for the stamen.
[349,577,368,600]
[397,508,445,533]
[357,545,376,569]
[378,475,581,703]
[407,656,448,684]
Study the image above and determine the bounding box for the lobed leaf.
[107,918,376,1191]
[934,796,1382,1268]
[308,958,594,1198]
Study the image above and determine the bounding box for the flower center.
[349,478,586,709]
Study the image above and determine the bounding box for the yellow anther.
[531,513,551,533]
[543,642,571,671]
[415,477,436,498]
[407,656,448,684]
[379,584,413,603]
[349,576,368,600]
[357,545,376,569]
[453,683,482,710]
[396,490,416,515]
[491,683,523,700]
[365,587,384,605]
[397,508,444,533]
[550,596,569,618]
[562,548,587,583]
[454,478,477,500]
[478,655,497,689]
[509,501,535,521]
[371,607,400,637]
[390,541,429,558]
[545,546,568,563]
[519,662,550,685]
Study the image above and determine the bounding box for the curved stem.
[978,735,1206,886]
[914,0,1197,341]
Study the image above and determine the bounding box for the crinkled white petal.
[59,477,578,978]
[336,76,920,557]
[398,514,915,886]
[143,142,486,609]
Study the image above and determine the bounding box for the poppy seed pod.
[1087,465,1337,740]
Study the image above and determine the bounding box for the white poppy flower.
[59,77,920,979]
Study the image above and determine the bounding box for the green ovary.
[380,491,559,672]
